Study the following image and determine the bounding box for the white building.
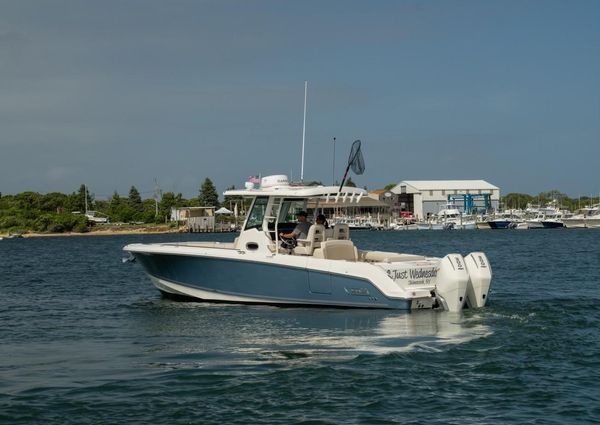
[385,180,500,220]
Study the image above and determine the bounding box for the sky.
[1,0,599,200]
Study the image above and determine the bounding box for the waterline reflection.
[136,301,491,368]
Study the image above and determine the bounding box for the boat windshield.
[245,196,269,230]
[278,199,307,223]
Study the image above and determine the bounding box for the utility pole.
[84,184,88,214]
[153,179,162,218]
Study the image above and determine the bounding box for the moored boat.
[521,202,565,229]
[563,205,600,228]
[416,202,477,230]
[487,219,517,229]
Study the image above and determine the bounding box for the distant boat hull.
[416,223,453,230]
[519,220,564,229]
[541,220,564,229]
[524,221,545,229]
[563,218,600,228]
[488,220,517,229]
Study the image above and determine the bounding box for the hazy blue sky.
[1,0,599,199]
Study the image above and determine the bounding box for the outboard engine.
[464,252,492,308]
[435,254,469,312]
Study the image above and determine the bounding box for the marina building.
[380,180,500,220]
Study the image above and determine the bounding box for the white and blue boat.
[124,175,492,312]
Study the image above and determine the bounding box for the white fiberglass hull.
[124,243,492,312]
[563,218,600,228]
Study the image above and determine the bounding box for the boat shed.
[382,180,500,220]
[170,206,216,232]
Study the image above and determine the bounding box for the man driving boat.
[279,211,311,241]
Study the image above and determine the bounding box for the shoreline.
[2,225,239,238]
[3,227,182,238]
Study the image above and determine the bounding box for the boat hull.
[488,220,516,229]
[125,241,490,313]
[456,222,477,230]
[524,221,545,229]
[416,223,453,230]
[541,221,565,229]
[133,252,412,309]
[563,218,600,228]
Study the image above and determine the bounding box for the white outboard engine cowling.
[435,254,469,312]
[464,252,492,308]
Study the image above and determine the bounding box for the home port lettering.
[387,268,439,285]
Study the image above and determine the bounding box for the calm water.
[1,230,599,424]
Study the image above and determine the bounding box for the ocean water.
[1,230,599,424]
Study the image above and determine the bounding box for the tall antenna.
[301,81,307,182]
[332,137,336,185]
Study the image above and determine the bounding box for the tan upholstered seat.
[316,239,358,261]
[293,224,325,256]
[332,223,350,240]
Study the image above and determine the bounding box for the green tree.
[140,199,158,223]
[128,186,143,212]
[199,178,220,208]
[40,192,70,213]
[501,193,534,210]
[538,190,568,205]
[109,191,127,222]
[384,183,396,191]
[159,192,185,222]
[94,199,110,216]
[14,192,42,213]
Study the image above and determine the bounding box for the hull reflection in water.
[138,302,491,367]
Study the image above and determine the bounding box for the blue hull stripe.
[135,253,411,309]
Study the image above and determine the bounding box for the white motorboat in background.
[124,175,492,312]
[522,202,565,229]
[563,205,600,228]
[515,201,569,229]
[416,202,477,230]
[485,209,524,229]
[332,216,380,230]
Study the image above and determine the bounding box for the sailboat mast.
[301,81,307,182]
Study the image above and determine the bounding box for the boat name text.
[387,268,438,281]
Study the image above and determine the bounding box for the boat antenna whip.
[338,139,365,192]
[300,81,307,182]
